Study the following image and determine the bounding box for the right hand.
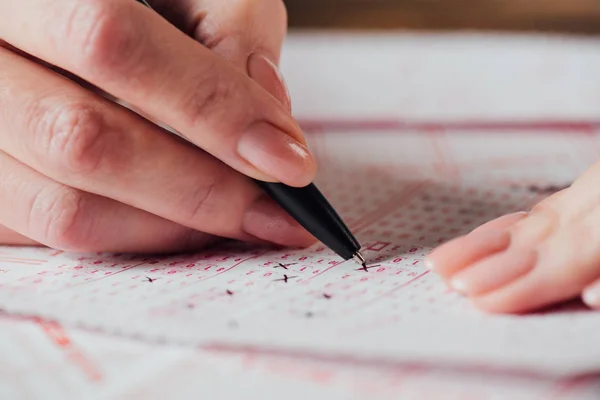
[0,0,317,253]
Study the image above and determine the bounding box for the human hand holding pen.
[0,0,317,252]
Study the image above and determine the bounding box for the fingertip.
[238,122,317,187]
[582,282,600,309]
[449,248,537,297]
[449,276,468,295]
[426,235,469,274]
[432,230,512,279]
[425,236,465,264]
[423,258,434,271]
[247,52,292,113]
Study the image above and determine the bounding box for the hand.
[0,0,317,253]
[426,161,600,313]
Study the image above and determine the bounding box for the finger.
[468,212,528,236]
[425,230,511,279]
[0,47,314,247]
[583,278,600,309]
[0,224,39,246]
[150,0,287,65]
[149,0,291,109]
[425,212,528,278]
[0,0,314,187]
[468,209,600,314]
[0,149,216,253]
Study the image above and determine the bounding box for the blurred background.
[283,0,600,33]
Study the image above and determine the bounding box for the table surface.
[284,0,600,34]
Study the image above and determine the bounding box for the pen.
[133,0,366,268]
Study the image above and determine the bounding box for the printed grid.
[1,124,600,396]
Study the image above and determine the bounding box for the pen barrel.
[256,181,360,260]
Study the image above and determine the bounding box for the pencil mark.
[323,293,332,299]
[275,274,297,283]
[145,277,159,283]
[226,289,234,296]
[356,264,380,272]
[274,262,296,270]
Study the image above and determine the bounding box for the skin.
[0,0,317,253]
[426,173,600,313]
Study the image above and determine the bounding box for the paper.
[3,315,600,400]
[3,32,600,398]
[1,126,599,375]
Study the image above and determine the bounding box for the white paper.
[3,32,600,398]
[3,315,600,400]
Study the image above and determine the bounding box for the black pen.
[133,0,366,268]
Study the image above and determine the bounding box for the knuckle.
[181,172,223,222]
[64,0,139,73]
[194,25,227,50]
[33,103,108,175]
[29,186,92,252]
[194,0,287,48]
[269,0,288,28]
[531,196,560,216]
[182,67,240,126]
[250,0,288,32]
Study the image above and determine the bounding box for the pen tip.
[352,251,366,268]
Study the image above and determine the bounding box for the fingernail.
[238,122,316,186]
[582,282,600,308]
[424,259,434,270]
[450,248,537,296]
[427,230,510,276]
[243,196,317,247]
[247,53,292,112]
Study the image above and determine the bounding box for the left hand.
[427,161,600,313]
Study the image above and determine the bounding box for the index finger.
[0,0,315,187]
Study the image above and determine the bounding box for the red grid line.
[299,119,600,133]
